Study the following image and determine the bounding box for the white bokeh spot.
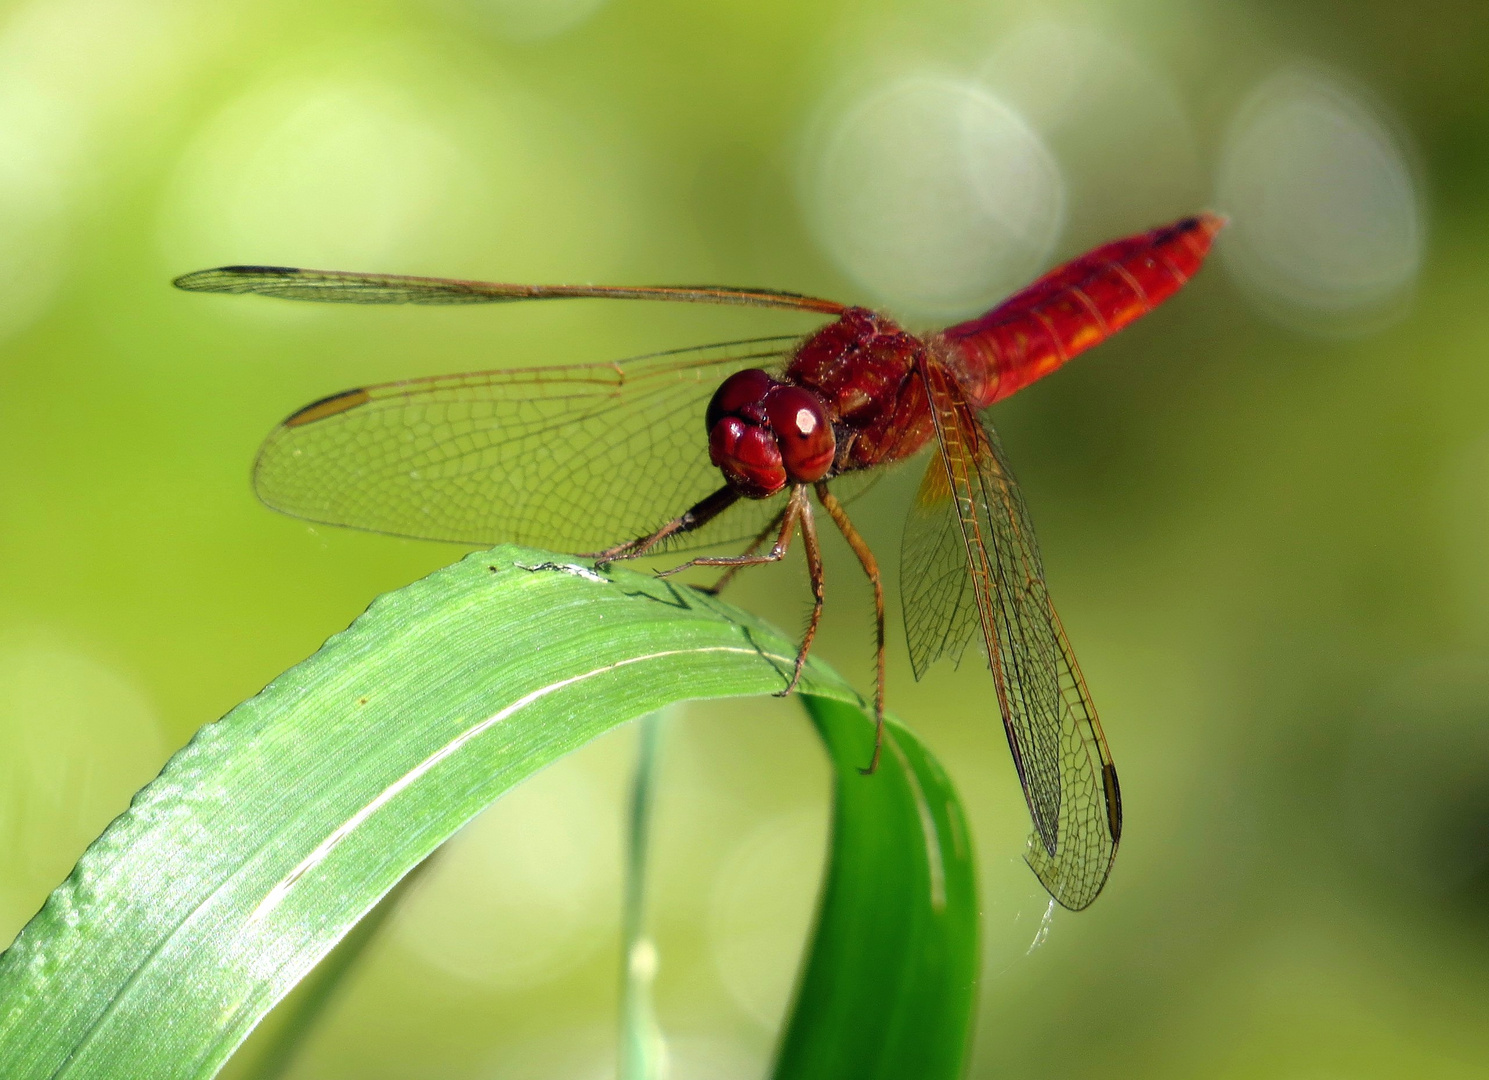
[707,810,825,1029]
[1217,67,1424,334]
[0,639,165,942]
[979,20,1200,246]
[161,73,500,275]
[0,0,208,341]
[805,76,1064,318]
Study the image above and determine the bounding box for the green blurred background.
[2,0,1488,1077]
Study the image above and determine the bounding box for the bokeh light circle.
[0,0,207,341]
[1217,67,1424,334]
[805,76,1064,318]
[978,19,1201,247]
[161,70,506,276]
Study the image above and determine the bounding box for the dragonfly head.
[707,369,836,498]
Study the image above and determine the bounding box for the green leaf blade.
[0,550,854,1080]
[0,546,978,1080]
[775,696,979,1080]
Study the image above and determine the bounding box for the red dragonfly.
[176,213,1223,909]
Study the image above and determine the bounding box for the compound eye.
[763,386,835,483]
[705,368,779,433]
[709,416,787,499]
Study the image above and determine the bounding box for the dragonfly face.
[705,369,836,497]
[174,212,1225,910]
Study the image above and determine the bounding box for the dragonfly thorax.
[706,369,835,498]
[786,307,938,474]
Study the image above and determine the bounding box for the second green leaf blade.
[777,695,979,1080]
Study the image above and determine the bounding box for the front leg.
[694,504,789,596]
[655,485,825,699]
[655,485,805,578]
[596,485,828,705]
[586,485,740,564]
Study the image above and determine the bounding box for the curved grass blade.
[243,854,434,1080]
[775,696,980,1080]
[0,546,977,1080]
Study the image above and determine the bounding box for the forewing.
[253,336,799,553]
[909,361,1120,908]
[175,266,846,314]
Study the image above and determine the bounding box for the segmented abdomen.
[942,213,1225,408]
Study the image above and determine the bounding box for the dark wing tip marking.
[219,264,303,274]
[283,388,372,427]
[174,266,303,292]
[1102,761,1122,843]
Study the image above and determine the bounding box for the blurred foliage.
[0,0,1487,1077]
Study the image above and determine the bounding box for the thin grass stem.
[618,712,668,1080]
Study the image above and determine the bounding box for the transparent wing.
[175,265,847,314]
[253,336,806,553]
[1022,604,1122,910]
[902,450,982,672]
[903,361,1120,909]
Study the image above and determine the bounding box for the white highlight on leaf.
[891,736,946,912]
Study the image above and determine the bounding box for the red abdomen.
[942,213,1225,407]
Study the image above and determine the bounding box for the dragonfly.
[176,212,1223,910]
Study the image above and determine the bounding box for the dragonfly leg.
[777,488,824,699]
[816,482,886,775]
[587,485,740,563]
[655,485,804,578]
[662,486,823,697]
[695,506,790,596]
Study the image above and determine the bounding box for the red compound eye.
[705,371,834,496]
[708,416,786,498]
[762,386,835,482]
[705,368,779,433]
